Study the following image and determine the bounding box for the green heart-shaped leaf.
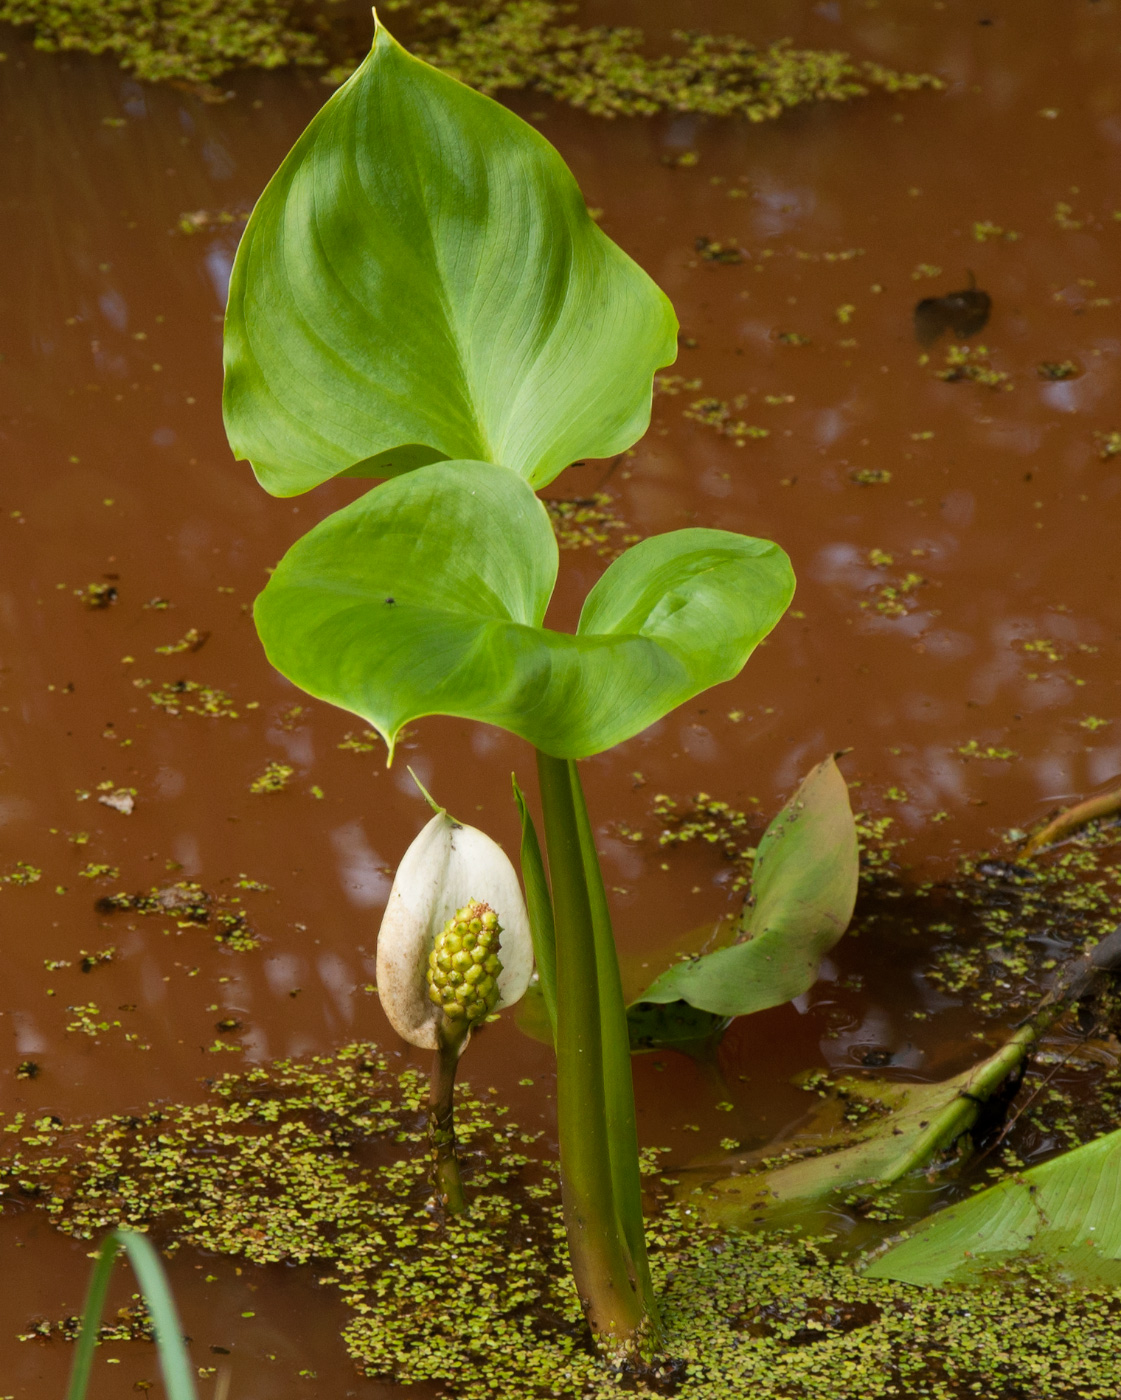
[254,461,794,759]
[223,21,678,497]
[634,755,858,1018]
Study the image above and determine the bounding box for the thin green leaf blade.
[512,774,557,1040]
[115,1232,198,1400]
[638,755,856,1017]
[865,1126,1121,1287]
[255,463,794,758]
[67,1229,197,1400]
[223,21,678,496]
[66,1233,120,1400]
[567,759,659,1321]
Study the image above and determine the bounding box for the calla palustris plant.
[376,799,533,1213]
[223,16,795,1361]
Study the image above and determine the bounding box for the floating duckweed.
[411,3,943,120]
[544,492,637,554]
[684,397,770,446]
[5,1043,1121,1398]
[694,236,745,263]
[956,739,1019,761]
[94,878,261,950]
[176,208,249,235]
[925,826,1121,1016]
[249,760,294,793]
[337,728,381,752]
[2,860,44,886]
[860,570,926,618]
[138,677,246,719]
[654,373,704,396]
[1094,430,1121,461]
[154,626,209,654]
[653,791,758,889]
[0,0,942,118]
[76,581,117,609]
[0,0,323,84]
[935,343,1012,389]
[1038,360,1079,381]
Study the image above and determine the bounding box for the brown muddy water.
[2,0,1121,1394]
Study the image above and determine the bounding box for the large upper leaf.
[253,460,794,759]
[632,755,857,1019]
[223,20,678,497]
[865,1125,1121,1287]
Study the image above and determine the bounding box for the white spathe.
[376,812,534,1051]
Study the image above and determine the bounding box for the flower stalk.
[428,1033,468,1215]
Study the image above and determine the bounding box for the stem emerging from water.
[536,751,650,1355]
[428,1033,467,1215]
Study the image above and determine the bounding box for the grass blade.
[66,1228,197,1400]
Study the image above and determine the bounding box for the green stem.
[536,750,647,1354]
[568,761,662,1340]
[428,1036,468,1215]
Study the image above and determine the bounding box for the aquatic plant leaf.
[690,1031,1035,1230]
[866,1125,1121,1287]
[634,755,857,1018]
[254,460,794,759]
[223,20,678,496]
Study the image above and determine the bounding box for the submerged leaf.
[866,1125,1121,1287]
[633,755,857,1019]
[223,20,677,496]
[687,1030,1034,1229]
[254,460,794,759]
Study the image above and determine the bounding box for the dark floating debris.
[1038,360,1081,381]
[695,235,746,264]
[913,275,991,347]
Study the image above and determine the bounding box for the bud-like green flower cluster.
[426,900,503,1027]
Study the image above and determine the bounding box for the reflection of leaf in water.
[627,998,727,1052]
[913,279,991,347]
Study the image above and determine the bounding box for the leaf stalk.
[535,750,656,1355]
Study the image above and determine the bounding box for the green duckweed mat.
[3,1043,1121,1398]
[0,0,942,114]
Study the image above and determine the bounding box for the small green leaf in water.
[635,754,857,1018]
